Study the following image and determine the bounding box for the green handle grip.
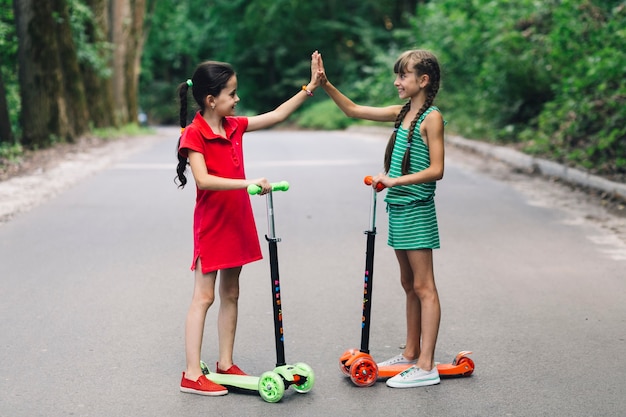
[247,181,290,195]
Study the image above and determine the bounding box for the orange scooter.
[339,176,475,387]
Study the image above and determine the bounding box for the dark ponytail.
[175,62,236,189]
[175,81,190,188]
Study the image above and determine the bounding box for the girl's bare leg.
[406,249,440,371]
[217,266,242,370]
[184,259,217,380]
[395,249,422,361]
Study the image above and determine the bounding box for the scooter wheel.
[258,371,285,403]
[339,359,350,376]
[350,357,378,387]
[199,360,210,375]
[339,348,357,376]
[457,357,475,376]
[292,362,315,393]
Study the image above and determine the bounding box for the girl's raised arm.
[246,51,321,132]
[317,53,401,123]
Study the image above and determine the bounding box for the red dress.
[179,112,262,273]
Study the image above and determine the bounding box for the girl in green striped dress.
[316,50,445,388]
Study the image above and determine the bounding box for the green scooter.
[201,181,315,403]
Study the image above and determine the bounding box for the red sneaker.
[216,363,248,376]
[180,372,228,396]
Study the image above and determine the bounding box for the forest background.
[0,0,625,181]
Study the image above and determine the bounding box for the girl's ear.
[419,74,430,88]
[204,95,215,109]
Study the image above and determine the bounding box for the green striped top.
[384,106,439,206]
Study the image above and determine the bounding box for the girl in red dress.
[176,52,321,396]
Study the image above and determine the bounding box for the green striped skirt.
[387,198,440,250]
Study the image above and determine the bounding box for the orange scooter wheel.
[339,348,358,376]
[339,359,350,376]
[437,354,475,377]
[350,357,378,387]
[456,357,475,376]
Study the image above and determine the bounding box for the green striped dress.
[385,106,441,250]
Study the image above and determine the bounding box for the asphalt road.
[1,127,625,417]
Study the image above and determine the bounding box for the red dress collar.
[191,111,240,141]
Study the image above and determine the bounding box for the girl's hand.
[250,178,272,195]
[316,52,328,86]
[309,50,321,89]
[372,173,395,189]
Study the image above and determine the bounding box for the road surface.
[1,127,624,416]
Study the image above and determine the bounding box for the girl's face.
[212,75,240,116]
[394,63,428,100]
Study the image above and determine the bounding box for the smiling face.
[393,59,429,100]
[392,50,439,101]
[394,66,420,100]
[209,75,240,117]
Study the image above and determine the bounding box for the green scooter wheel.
[292,362,315,393]
[258,371,285,403]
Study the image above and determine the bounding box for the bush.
[521,1,626,177]
[411,0,625,178]
[297,100,355,130]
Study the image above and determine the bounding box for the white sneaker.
[386,366,440,388]
[377,354,416,367]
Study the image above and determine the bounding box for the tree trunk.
[14,0,67,148]
[13,0,88,148]
[125,0,147,126]
[0,70,14,145]
[110,0,129,125]
[53,0,89,138]
[82,0,117,128]
[109,0,147,126]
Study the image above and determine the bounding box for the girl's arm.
[247,51,321,132]
[246,84,316,132]
[320,79,401,123]
[188,150,271,192]
[317,52,401,122]
[374,111,445,187]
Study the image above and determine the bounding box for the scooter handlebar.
[364,175,385,191]
[247,181,290,195]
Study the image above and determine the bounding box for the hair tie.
[393,128,399,133]
[186,79,193,87]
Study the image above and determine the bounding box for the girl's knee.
[220,287,240,304]
[400,274,414,292]
[192,291,216,310]
[413,282,438,301]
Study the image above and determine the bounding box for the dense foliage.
[1,0,624,179]
[0,0,18,140]
[140,0,416,121]
[411,0,626,178]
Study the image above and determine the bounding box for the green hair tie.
[186,79,193,87]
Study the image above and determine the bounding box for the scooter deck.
[341,349,474,386]
[204,372,260,391]
[378,350,474,378]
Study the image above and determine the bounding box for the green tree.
[412,0,625,177]
[5,0,147,149]
[0,0,16,144]
[140,0,418,122]
[14,0,88,147]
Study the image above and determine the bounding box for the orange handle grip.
[364,175,385,191]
